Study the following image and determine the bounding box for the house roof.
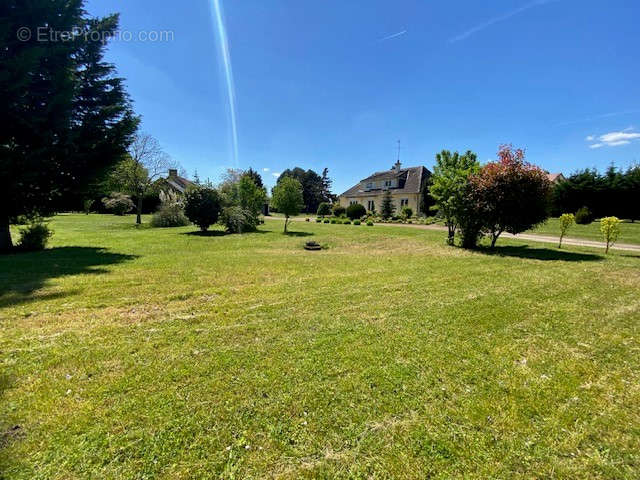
[341,165,431,198]
[163,175,195,193]
[547,173,565,183]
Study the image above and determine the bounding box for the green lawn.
[1,214,639,479]
[529,217,640,245]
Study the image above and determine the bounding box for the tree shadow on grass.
[182,229,270,237]
[0,247,138,309]
[477,245,603,262]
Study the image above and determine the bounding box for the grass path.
[1,214,639,479]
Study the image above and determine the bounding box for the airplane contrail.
[211,0,239,166]
[449,0,559,43]
[377,30,407,42]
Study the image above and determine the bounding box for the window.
[384,180,392,187]
[366,182,373,190]
[367,200,375,211]
[350,200,358,205]
[400,198,409,207]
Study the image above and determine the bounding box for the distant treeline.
[552,165,640,221]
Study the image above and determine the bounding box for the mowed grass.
[1,214,639,479]
[529,217,640,245]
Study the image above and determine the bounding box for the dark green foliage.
[346,203,366,220]
[330,219,337,224]
[324,219,330,224]
[575,206,593,225]
[552,165,640,221]
[184,187,222,231]
[0,1,138,250]
[221,206,258,233]
[17,221,53,252]
[243,168,264,189]
[83,199,95,215]
[102,193,134,215]
[367,220,374,226]
[317,202,332,217]
[316,218,322,223]
[353,220,361,225]
[332,205,346,217]
[380,191,396,220]
[343,220,352,225]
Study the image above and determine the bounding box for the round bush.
[323,219,330,224]
[17,221,53,251]
[332,205,346,217]
[353,219,361,225]
[346,203,366,220]
[184,187,222,231]
[102,192,134,215]
[330,218,337,224]
[575,206,592,225]
[151,205,190,228]
[317,202,332,217]
[343,220,351,225]
[367,221,374,226]
[401,206,413,219]
[316,218,322,223]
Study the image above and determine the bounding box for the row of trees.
[275,168,335,214]
[430,145,552,248]
[552,165,640,222]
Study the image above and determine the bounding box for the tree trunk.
[284,216,289,233]
[0,215,12,252]
[447,223,455,245]
[490,232,499,249]
[136,196,142,225]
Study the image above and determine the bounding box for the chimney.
[168,169,178,178]
[392,160,401,172]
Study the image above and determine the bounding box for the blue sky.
[86,0,640,194]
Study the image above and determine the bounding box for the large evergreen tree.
[0,1,138,251]
[277,167,324,213]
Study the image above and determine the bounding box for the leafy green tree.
[111,134,176,224]
[317,202,332,217]
[184,187,222,232]
[0,1,138,251]
[380,191,396,220]
[558,213,575,248]
[600,216,621,254]
[271,177,303,233]
[401,206,413,219]
[429,150,479,245]
[237,175,266,219]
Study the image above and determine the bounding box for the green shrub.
[343,220,351,225]
[575,206,592,225]
[317,202,332,217]
[346,203,366,220]
[332,205,346,217]
[323,219,330,224]
[401,206,413,219]
[330,218,337,224]
[221,206,258,233]
[83,199,94,215]
[316,218,322,223]
[102,192,134,215]
[600,216,622,254]
[366,221,374,226]
[17,220,53,251]
[353,219,361,225]
[184,187,222,231]
[151,205,190,228]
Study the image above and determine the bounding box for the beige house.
[339,161,431,215]
[547,173,566,184]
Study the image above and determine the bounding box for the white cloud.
[586,129,640,149]
[377,30,407,42]
[272,172,281,177]
[262,167,270,172]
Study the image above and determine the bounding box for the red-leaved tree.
[470,145,552,248]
